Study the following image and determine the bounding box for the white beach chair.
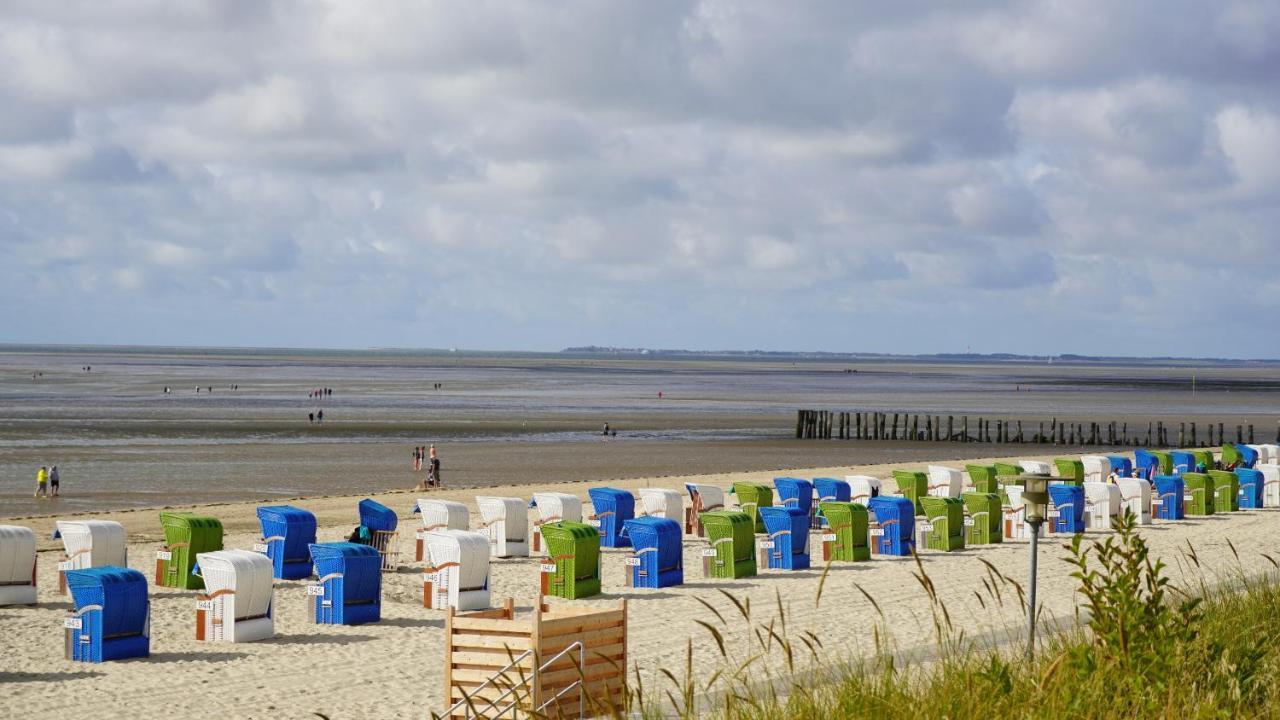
[1258,464,1280,508]
[1115,478,1153,525]
[0,525,37,606]
[1081,455,1112,483]
[845,475,883,506]
[1083,482,1122,530]
[684,483,727,536]
[56,520,127,594]
[476,496,530,558]
[638,488,683,523]
[194,549,274,643]
[422,530,491,611]
[1018,460,1053,476]
[926,466,964,498]
[1003,486,1031,540]
[416,499,470,561]
[1258,445,1280,466]
[531,492,583,552]
[1247,445,1272,465]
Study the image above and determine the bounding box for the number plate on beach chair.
[63,618,82,629]
[624,557,641,566]
[156,551,172,561]
[253,543,269,553]
[540,564,557,573]
[821,534,837,542]
[306,585,324,596]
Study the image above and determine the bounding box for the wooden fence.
[442,597,627,719]
[796,410,1273,448]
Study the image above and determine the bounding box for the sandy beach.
[3,450,1277,719]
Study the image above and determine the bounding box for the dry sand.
[3,452,1277,719]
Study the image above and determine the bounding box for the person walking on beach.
[49,465,60,497]
[308,412,315,424]
[317,409,324,424]
[35,466,48,498]
[411,446,421,472]
[428,444,441,487]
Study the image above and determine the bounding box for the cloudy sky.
[2,2,1278,357]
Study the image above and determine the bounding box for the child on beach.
[35,466,48,497]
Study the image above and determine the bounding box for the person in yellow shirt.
[35,466,48,498]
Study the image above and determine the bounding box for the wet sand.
[3,450,1278,719]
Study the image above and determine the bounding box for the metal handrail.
[444,640,586,719]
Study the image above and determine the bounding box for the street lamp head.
[1020,473,1051,524]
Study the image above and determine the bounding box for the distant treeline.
[563,346,1280,366]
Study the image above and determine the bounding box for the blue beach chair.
[308,542,382,625]
[867,496,915,557]
[1108,456,1133,479]
[813,477,850,528]
[1170,451,1198,474]
[65,567,149,663]
[622,517,683,588]
[1048,485,1086,534]
[587,487,635,548]
[1134,450,1159,480]
[1152,475,1186,520]
[256,505,317,580]
[1237,468,1264,509]
[758,506,810,570]
[1235,444,1259,469]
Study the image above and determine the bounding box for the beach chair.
[700,511,757,579]
[156,513,223,590]
[757,507,810,570]
[1236,468,1264,509]
[962,492,1001,546]
[532,492,583,553]
[1257,464,1280,507]
[622,517,683,588]
[1083,482,1122,530]
[965,465,1000,494]
[540,521,602,600]
[1152,475,1185,520]
[422,530,491,611]
[993,462,1024,480]
[0,525,37,606]
[308,542,382,625]
[1256,445,1280,466]
[1208,470,1240,512]
[846,475,883,505]
[1151,451,1174,475]
[732,482,773,533]
[684,483,726,536]
[1234,444,1259,469]
[867,496,915,556]
[1116,478,1153,525]
[817,502,870,561]
[1018,460,1053,476]
[1182,473,1215,515]
[1048,485,1086,534]
[255,506,316,580]
[588,487,635,548]
[926,466,964,498]
[1170,451,1198,474]
[638,488,683,523]
[55,520,127,594]
[1108,456,1134,479]
[813,477,851,528]
[415,499,469,561]
[1002,485,1031,540]
[891,470,928,515]
[1053,459,1085,485]
[1081,455,1112,483]
[1221,444,1244,468]
[774,477,816,528]
[1192,449,1216,472]
[64,567,149,663]
[193,549,274,642]
[476,496,530,558]
[1134,450,1160,480]
[357,499,401,572]
[919,497,964,552]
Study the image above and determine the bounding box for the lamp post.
[1019,473,1051,660]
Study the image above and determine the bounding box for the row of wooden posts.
[795,409,1273,448]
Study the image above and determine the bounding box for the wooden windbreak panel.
[444,598,627,719]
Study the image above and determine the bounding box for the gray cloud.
[1,1,1278,356]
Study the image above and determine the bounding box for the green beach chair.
[158,512,223,590]
[540,521,601,599]
[817,502,870,562]
[1053,458,1085,486]
[962,492,1002,545]
[891,470,928,516]
[965,465,1000,494]
[1208,470,1240,512]
[732,482,773,533]
[919,497,964,552]
[1192,449,1215,472]
[1151,451,1174,475]
[1182,473,1216,516]
[1221,444,1243,468]
[993,462,1024,481]
[700,511,757,579]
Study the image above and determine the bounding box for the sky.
[1,1,1279,357]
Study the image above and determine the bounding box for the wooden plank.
[538,613,625,637]
[451,617,535,633]
[448,650,536,668]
